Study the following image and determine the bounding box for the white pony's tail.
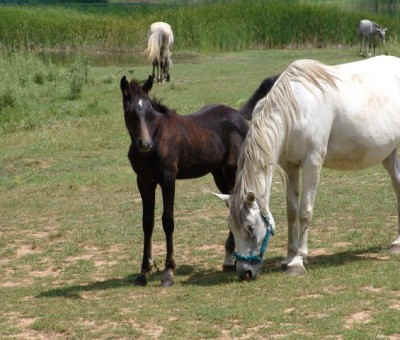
[145,30,161,62]
[145,30,172,65]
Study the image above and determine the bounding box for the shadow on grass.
[37,265,196,299]
[37,245,388,297]
[184,245,388,286]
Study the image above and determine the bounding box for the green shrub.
[33,72,45,85]
[0,88,16,111]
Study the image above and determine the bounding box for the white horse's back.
[149,22,174,46]
[276,57,400,170]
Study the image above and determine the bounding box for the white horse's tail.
[145,30,171,64]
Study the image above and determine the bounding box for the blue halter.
[232,213,274,265]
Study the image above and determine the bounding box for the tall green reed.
[0,0,398,52]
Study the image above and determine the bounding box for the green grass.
[2,46,400,338]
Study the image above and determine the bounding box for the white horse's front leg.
[382,149,400,253]
[286,154,322,275]
[281,163,300,268]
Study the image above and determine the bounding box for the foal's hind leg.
[382,149,400,253]
[160,170,177,286]
[212,169,236,272]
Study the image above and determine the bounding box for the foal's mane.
[233,59,338,202]
[149,96,170,116]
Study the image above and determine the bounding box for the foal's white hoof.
[390,244,400,254]
[286,264,306,276]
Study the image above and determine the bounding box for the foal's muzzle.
[137,139,153,152]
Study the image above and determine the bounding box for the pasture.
[2,46,400,339]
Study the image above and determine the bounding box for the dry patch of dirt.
[344,311,372,329]
[128,320,164,339]
[355,253,390,261]
[389,300,400,310]
[362,285,384,293]
[197,244,224,253]
[16,244,40,258]
[333,242,352,248]
[310,248,334,256]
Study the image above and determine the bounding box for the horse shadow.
[183,245,389,286]
[36,265,196,299]
[37,245,390,298]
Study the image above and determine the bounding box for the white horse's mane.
[233,59,338,204]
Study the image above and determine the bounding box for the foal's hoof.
[222,264,236,272]
[390,244,400,254]
[286,265,306,276]
[134,274,148,286]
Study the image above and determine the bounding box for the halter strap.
[232,213,274,265]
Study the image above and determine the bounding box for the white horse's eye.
[246,225,255,237]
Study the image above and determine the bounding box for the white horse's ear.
[212,193,231,208]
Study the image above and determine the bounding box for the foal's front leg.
[136,175,156,286]
[160,170,177,286]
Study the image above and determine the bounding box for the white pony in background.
[359,19,387,57]
[145,22,174,82]
[216,56,400,280]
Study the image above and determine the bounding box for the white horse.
[215,56,400,280]
[359,19,387,57]
[145,22,174,82]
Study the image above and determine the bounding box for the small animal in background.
[359,19,387,57]
[145,22,174,82]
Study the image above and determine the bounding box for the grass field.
[2,46,400,338]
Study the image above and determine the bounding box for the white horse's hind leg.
[286,153,322,275]
[382,149,400,253]
[281,163,301,268]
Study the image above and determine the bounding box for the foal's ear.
[142,74,154,93]
[120,76,130,97]
[212,193,231,208]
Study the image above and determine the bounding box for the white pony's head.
[214,191,275,280]
[377,26,388,42]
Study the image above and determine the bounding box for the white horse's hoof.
[161,269,174,287]
[286,264,306,276]
[390,244,400,254]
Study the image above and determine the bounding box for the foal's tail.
[238,74,280,120]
